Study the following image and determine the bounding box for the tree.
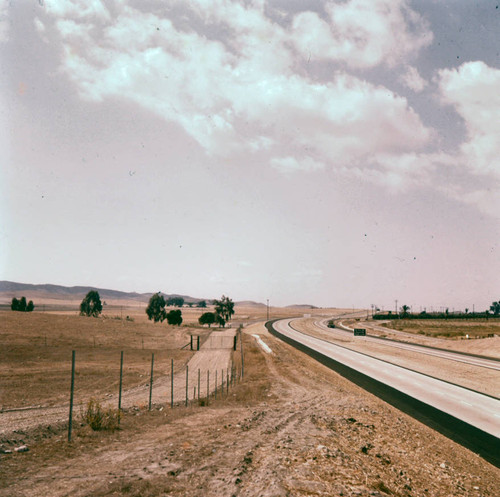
[166,297,184,307]
[166,309,183,326]
[213,295,235,328]
[400,305,410,318]
[490,301,500,316]
[18,296,27,312]
[80,290,103,317]
[199,312,216,328]
[11,296,35,312]
[197,300,207,308]
[146,292,167,323]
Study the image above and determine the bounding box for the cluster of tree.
[374,300,500,320]
[491,301,500,316]
[11,296,34,312]
[80,290,103,317]
[145,293,183,325]
[198,295,235,328]
[166,296,184,307]
[78,289,236,328]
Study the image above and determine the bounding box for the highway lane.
[272,318,500,439]
[317,319,500,371]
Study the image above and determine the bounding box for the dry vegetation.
[380,318,500,339]
[1,304,499,496]
[0,311,200,409]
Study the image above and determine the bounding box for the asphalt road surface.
[317,319,500,371]
[272,318,500,439]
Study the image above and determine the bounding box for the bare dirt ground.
[1,318,499,497]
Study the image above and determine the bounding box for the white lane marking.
[460,401,473,407]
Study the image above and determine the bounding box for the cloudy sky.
[1,0,499,310]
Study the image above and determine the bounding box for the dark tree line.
[11,296,34,312]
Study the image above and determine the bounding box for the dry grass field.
[0,302,337,410]
[2,302,499,496]
[381,318,500,339]
[0,311,200,410]
[1,320,499,497]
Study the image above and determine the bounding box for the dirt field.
[1,308,499,496]
[380,318,500,340]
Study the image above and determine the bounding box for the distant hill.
[235,300,267,307]
[0,281,204,304]
[285,304,319,310]
[0,281,308,308]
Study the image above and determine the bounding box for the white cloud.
[0,0,10,43]
[42,1,431,168]
[399,65,428,92]
[439,61,500,177]
[291,0,433,68]
[45,0,110,21]
[271,156,325,174]
[432,61,500,217]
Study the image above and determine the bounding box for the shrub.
[83,398,120,431]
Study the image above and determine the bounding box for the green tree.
[146,292,167,323]
[213,295,235,328]
[80,290,103,317]
[400,305,410,318]
[27,300,35,312]
[18,296,27,312]
[197,300,207,308]
[166,309,183,326]
[11,297,19,311]
[490,301,500,316]
[199,312,216,328]
[166,297,184,307]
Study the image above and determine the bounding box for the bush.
[83,398,120,431]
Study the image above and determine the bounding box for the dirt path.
[2,322,499,497]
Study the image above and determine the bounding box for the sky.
[1,0,499,311]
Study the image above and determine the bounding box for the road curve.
[318,319,500,372]
[268,318,500,467]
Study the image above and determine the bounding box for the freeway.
[317,319,500,371]
[269,318,500,465]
